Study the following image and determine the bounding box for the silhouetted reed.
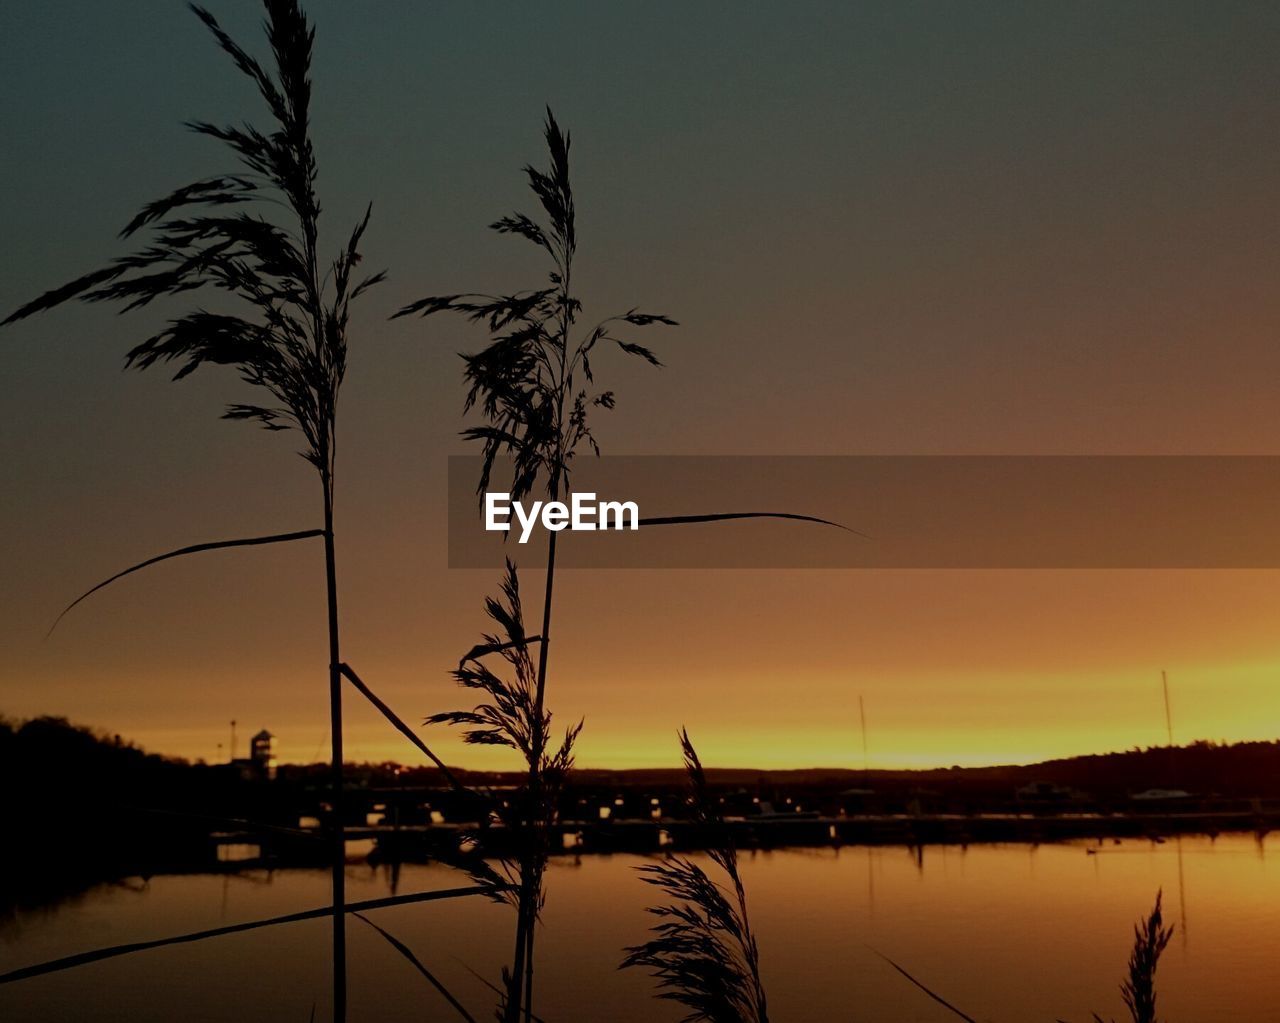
[870,891,1173,1023]
[1092,891,1174,1023]
[397,108,855,1021]
[2,3,384,1017]
[398,108,673,1022]
[395,109,674,511]
[426,560,580,1022]
[622,736,1177,1023]
[623,730,769,1023]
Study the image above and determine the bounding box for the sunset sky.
[5,1,1280,770]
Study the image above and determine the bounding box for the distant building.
[250,729,277,780]
[230,728,277,781]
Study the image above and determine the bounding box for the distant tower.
[250,729,278,780]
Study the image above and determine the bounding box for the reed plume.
[623,730,770,1023]
[398,105,849,1023]
[394,108,674,509]
[427,560,579,1021]
[1092,892,1174,1023]
[2,3,383,1017]
[398,108,672,1022]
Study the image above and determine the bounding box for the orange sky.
[5,2,1280,770]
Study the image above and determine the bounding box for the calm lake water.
[3,834,1278,1021]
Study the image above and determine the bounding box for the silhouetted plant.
[395,108,674,509]
[398,108,852,1022]
[1092,892,1174,1023]
[398,108,672,1022]
[2,3,383,1017]
[428,560,580,1021]
[873,892,1174,1023]
[395,105,672,816]
[623,730,769,1023]
[441,570,581,810]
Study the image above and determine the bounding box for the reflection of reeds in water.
[2,3,383,1017]
[624,731,770,1023]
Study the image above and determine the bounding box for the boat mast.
[859,694,869,778]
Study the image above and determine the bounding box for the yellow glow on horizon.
[279,654,1280,772]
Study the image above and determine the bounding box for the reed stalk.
[623,730,770,1023]
[1092,892,1174,1023]
[398,108,674,1021]
[428,559,580,1022]
[2,4,383,1018]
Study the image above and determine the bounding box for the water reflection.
[2,836,1279,1021]
[1175,834,1189,946]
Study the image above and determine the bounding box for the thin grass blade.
[354,913,477,1022]
[638,511,867,538]
[454,961,551,1023]
[338,662,470,795]
[0,886,502,986]
[459,635,543,668]
[870,948,978,1022]
[46,528,325,636]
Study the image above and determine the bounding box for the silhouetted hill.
[0,716,303,917]
[559,739,1280,803]
[281,738,1280,802]
[11,715,1276,800]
